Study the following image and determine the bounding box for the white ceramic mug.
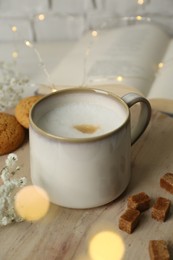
[29,88,151,209]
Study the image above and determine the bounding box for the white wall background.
[0,0,173,42]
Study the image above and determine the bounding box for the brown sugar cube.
[119,208,140,234]
[127,192,151,212]
[160,173,173,194]
[149,240,170,260]
[151,197,171,222]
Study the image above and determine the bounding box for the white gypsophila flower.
[18,177,27,187]
[0,61,32,111]
[0,197,5,210]
[5,153,18,169]
[0,169,10,184]
[0,153,27,226]
[1,216,9,226]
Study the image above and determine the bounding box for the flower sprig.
[0,153,27,226]
[0,62,31,111]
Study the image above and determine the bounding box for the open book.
[40,23,173,114]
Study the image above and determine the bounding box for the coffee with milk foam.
[37,102,126,138]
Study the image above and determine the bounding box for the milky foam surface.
[37,102,125,138]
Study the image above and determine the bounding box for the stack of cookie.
[0,95,43,155]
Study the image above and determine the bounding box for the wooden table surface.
[1,86,173,260]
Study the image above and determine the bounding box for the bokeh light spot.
[137,0,144,5]
[89,230,125,260]
[136,15,142,21]
[25,40,33,47]
[158,62,164,69]
[37,14,45,21]
[12,51,19,59]
[15,185,50,221]
[11,26,17,32]
[91,30,98,37]
[116,75,123,82]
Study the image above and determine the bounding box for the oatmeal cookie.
[0,112,25,155]
[15,95,43,128]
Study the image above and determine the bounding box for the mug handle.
[122,93,151,145]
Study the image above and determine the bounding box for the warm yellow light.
[11,26,17,32]
[91,30,98,37]
[37,14,45,21]
[25,40,33,47]
[89,231,125,260]
[158,62,164,69]
[52,88,57,92]
[12,51,19,59]
[15,185,50,221]
[116,75,123,82]
[137,0,144,5]
[136,15,143,21]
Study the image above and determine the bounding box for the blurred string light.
[25,40,33,47]
[122,0,151,24]
[24,39,57,91]
[137,0,150,8]
[85,0,173,85]
[2,0,167,109]
[91,30,98,37]
[9,23,171,89]
[158,62,164,69]
[11,25,17,32]
[37,13,46,21]
[122,15,151,23]
[136,0,150,6]
[0,22,57,104]
[137,0,145,5]
[113,59,171,82]
[11,25,19,61]
[82,29,99,86]
[136,15,143,21]
[5,0,173,91]
[116,75,124,82]
[12,51,19,59]
[156,58,173,76]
